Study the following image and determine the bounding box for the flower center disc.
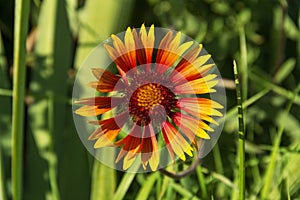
[129,83,177,126]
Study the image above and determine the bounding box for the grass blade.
[136,173,160,200]
[113,172,137,200]
[11,0,30,200]
[0,145,6,200]
[170,182,200,200]
[196,165,208,199]
[260,83,300,199]
[239,26,248,101]
[233,60,245,199]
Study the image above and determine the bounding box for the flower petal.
[178,98,223,118]
[88,112,128,141]
[115,124,142,169]
[174,74,218,94]
[162,121,193,161]
[141,24,154,64]
[74,105,109,117]
[171,63,215,83]
[140,125,159,170]
[156,31,193,73]
[173,113,212,139]
[124,27,137,68]
[94,129,121,148]
[75,97,123,117]
[88,68,123,92]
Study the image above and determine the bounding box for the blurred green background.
[1,0,300,199]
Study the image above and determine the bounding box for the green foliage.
[1,0,300,199]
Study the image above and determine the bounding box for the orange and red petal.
[140,24,154,65]
[177,97,223,119]
[171,63,215,84]
[93,129,122,148]
[140,125,159,170]
[75,97,123,117]
[162,121,193,161]
[88,68,124,92]
[174,74,218,94]
[104,28,137,73]
[156,31,193,73]
[173,113,212,139]
[74,105,110,117]
[115,124,143,169]
[86,113,128,148]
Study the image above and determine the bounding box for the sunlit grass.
[11,0,30,200]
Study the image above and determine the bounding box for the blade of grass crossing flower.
[136,173,160,200]
[260,83,300,199]
[234,60,245,200]
[196,165,208,199]
[11,1,30,200]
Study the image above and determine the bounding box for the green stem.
[234,61,245,199]
[0,89,13,97]
[0,145,7,200]
[113,162,139,200]
[11,1,30,200]
[239,26,248,102]
[196,165,208,199]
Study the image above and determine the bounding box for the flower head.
[74,25,225,171]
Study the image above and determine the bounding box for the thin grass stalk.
[239,27,248,102]
[225,89,270,120]
[11,1,30,200]
[196,165,208,199]
[112,163,139,200]
[0,145,7,200]
[213,144,225,197]
[249,72,300,105]
[170,182,200,200]
[136,173,159,200]
[0,89,13,97]
[234,60,245,199]
[260,83,300,199]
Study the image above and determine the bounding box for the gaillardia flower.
[73,25,225,171]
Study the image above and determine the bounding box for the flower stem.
[233,60,245,199]
[11,0,30,200]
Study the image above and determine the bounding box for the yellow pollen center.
[136,83,164,110]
